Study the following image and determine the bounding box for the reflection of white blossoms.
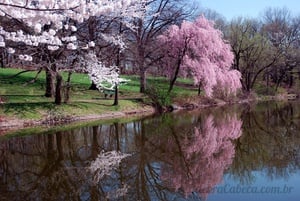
[106,184,130,199]
[89,150,131,183]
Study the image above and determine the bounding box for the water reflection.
[153,114,242,199]
[231,101,300,184]
[0,101,300,200]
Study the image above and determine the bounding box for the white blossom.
[67,43,77,50]
[7,48,15,54]
[47,45,60,51]
[34,23,42,33]
[100,34,126,50]
[19,55,24,60]
[88,41,95,47]
[106,184,129,199]
[48,29,56,36]
[19,54,32,61]
[83,53,129,91]
[70,25,77,32]
[0,0,149,76]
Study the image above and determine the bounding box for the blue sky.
[198,0,299,20]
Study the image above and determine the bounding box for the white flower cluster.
[66,43,77,50]
[0,27,63,47]
[88,41,95,47]
[106,184,129,199]
[0,1,148,33]
[19,54,33,61]
[47,45,59,51]
[100,34,126,50]
[0,34,5,47]
[61,36,77,42]
[7,47,15,54]
[83,53,129,91]
[0,0,149,64]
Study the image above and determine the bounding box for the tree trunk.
[0,53,4,68]
[55,73,63,105]
[198,83,202,95]
[89,82,98,90]
[113,84,119,106]
[168,58,182,93]
[64,72,72,103]
[140,69,146,93]
[45,68,55,97]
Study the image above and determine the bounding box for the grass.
[0,68,196,120]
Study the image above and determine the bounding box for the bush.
[145,85,171,112]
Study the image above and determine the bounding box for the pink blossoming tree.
[157,16,242,97]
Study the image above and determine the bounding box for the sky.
[198,0,300,20]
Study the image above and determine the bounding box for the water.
[0,101,300,201]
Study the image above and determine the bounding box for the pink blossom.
[158,16,242,97]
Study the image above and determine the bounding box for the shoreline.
[0,105,156,136]
[0,94,297,136]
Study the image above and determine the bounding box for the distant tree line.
[198,7,300,95]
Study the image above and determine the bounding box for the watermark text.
[209,184,293,194]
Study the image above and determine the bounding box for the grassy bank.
[0,68,196,123]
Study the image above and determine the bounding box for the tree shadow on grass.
[2,95,44,97]
[2,102,55,117]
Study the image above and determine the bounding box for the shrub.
[145,85,171,112]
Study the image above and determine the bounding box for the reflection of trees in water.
[153,113,242,199]
[0,110,243,201]
[231,101,300,184]
[1,102,300,200]
[0,123,139,201]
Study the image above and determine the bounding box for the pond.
[0,101,300,201]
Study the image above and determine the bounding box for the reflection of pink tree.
[161,114,242,199]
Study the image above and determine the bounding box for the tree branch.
[0,2,79,12]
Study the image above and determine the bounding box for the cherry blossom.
[83,52,129,91]
[0,0,149,54]
[158,16,242,97]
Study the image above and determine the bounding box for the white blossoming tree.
[0,0,148,104]
[83,52,129,105]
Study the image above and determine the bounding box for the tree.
[261,8,300,91]
[157,16,241,97]
[0,0,148,104]
[198,8,227,32]
[82,52,129,106]
[228,17,281,92]
[129,0,196,93]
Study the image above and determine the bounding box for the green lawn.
[0,68,196,120]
